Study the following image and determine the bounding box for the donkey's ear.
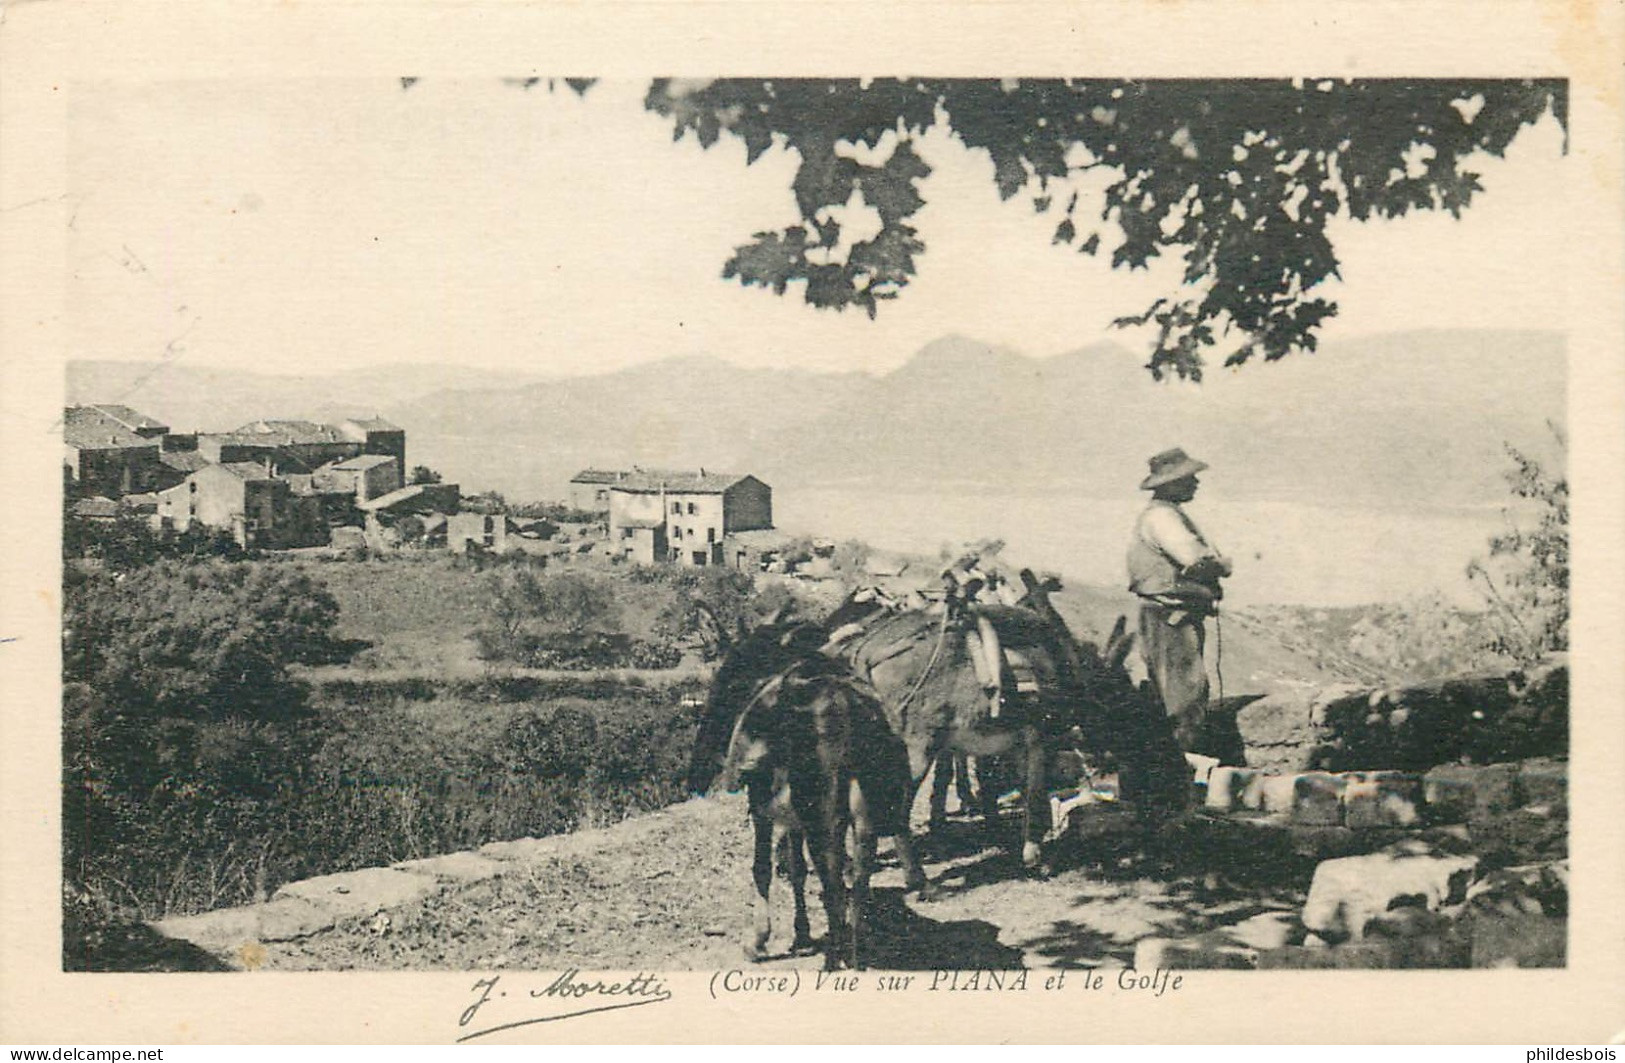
[1105,615,1134,671]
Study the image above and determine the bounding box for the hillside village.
[64,402,786,570]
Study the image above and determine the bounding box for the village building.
[567,469,625,513]
[447,511,522,554]
[68,403,416,552]
[194,416,405,473]
[358,482,462,548]
[69,496,121,522]
[338,417,407,476]
[607,469,772,566]
[79,404,170,441]
[313,453,403,503]
[155,461,324,549]
[63,405,164,499]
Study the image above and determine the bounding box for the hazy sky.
[66,78,1569,379]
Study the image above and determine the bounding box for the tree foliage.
[1469,427,1568,663]
[63,561,342,910]
[645,78,1565,379]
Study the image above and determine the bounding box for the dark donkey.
[821,571,1190,869]
[687,616,929,970]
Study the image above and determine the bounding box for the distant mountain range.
[68,328,1565,508]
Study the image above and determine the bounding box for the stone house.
[155,461,324,548]
[607,469,772,566]
[313,454,402,503]
[338,417,406,476]
[447,511,522,554]
[63,406,164,499]
[567,469,625,513]
[358,482,462,547]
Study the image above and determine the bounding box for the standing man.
[1127,447,1232,753]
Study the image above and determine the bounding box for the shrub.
[63,561,341,920]
[1469,427,1568,665]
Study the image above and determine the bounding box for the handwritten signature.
[457,971,673,1042]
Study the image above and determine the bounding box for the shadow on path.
[861,887,1025,970]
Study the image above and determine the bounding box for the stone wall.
[1232,657,1566,773]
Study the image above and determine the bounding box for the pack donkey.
[820,568,1191,868]
[687,617,930,970]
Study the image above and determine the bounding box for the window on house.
[687,502,696,515]
[672,526,682,540]
[707,528,716,543]
[671,501,681,514]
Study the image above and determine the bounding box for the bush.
[1469,428,1568,665]
[63,560,341,920]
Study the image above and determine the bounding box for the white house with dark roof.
[606,469,771,566]
[567,469,626,513]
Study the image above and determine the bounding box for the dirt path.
[256,795,1307,972]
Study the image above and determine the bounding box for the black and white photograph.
[3,3,1623,1047]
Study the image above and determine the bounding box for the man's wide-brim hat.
[1140,447,1209,490]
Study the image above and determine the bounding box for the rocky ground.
[187,795,1305,972]
[146,752,1565,974]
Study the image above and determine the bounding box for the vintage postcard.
[3,0,1622,1046]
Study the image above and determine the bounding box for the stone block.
[273,866,440,917]
[1133,932,1257,971]
[1420,767,1475,824]
[1256,774,1299,815]
[1300,838,1478,943]
[1184,752,1220,787]
[1367,910,1472,967]
[1204,766,1257,813]
[152,895,338,953]
[1289,772,1347,826]
[1238,770,1273,812]
[1342,771,1424,829]
[1223,911,1301,951]
[1423,762,1521,824]
[1466,860,1568,918]
[1365,905,1452,940]
[1469,911,1566,968]
[254,896,346,942]
[1516,757,1568,809]
[1469,804,1568,865]
[478,836,554,862]
[1236,689,1323,772]
[394,851,509,883]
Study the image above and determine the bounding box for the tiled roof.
[233,420,351,445]
[159,450,211,473]
[358,484,426,511]
[570,468,627,485]
[219,461,275,482]
[85,404,169,432]
[617,516,665,529]
[64,406,157,450]
[329,454,397,471]
[342,416,401,433]
[610,469,755,494]
[70,496,119,518]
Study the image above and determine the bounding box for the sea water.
[776,486,1509,608]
